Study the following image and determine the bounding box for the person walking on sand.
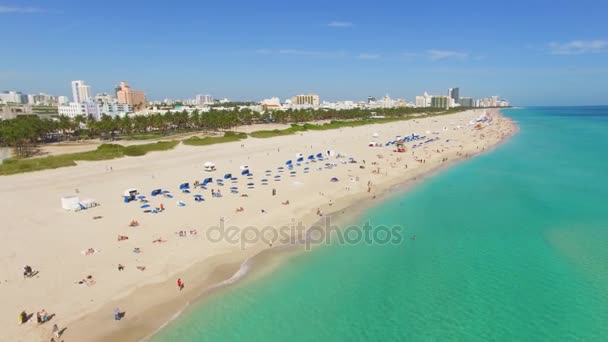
[52,323,60,338]
[177,278,184,291]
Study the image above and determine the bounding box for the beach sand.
[0,109,516,341]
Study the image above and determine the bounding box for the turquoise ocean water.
[154,107,608,341]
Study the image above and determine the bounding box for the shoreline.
[2,109,516,342]
[67,110,519,342]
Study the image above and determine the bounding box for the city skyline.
[1,0,608,105]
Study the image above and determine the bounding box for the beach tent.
[316,153,324,159]
[79,198,98,210]
[240,165,249,170]
[297,157,304,163]
[241,169,250,176]
[123,189,139,202]
[265,170,272,174]
[151,189,162,196]
[330,177,339,182]
[61,196,81,210]
[307,155,315,160]
[194,194,204,202]
[286,160,293,165]
[202,177,213,185]
[204,162,216,172]
[179,183,190,190]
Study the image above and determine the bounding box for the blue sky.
[1,0,608,105]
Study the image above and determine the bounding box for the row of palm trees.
[0,106,458,157]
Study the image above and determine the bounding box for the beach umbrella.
[330,177,339,182]
[297,157,304,163]
[224,173,232,179]
[307,155,315,160]
[137,195,146,200]
[241,169,249,176]
[265,170,272,174]
[286,160,293,165]
[316,153,323,159]
[247,182,255,186]
[140,204,150,209]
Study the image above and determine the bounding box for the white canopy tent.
[204,161,216,172]
[61,196,80,211]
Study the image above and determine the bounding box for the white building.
[195,94,214,105]
[261,97,281,106]
[58,100,98,119]
[415,92,432,108]
[58,96,69,105]
[71,80,92,103]
[0,91,26,104]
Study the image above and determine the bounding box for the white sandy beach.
[0,109,516,341]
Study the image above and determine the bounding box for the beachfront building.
[71,80,92,103]
[0,91,27,104]
[195,94,214,105]
[292,94,320,106]
[57,96,69,105]
[95,93,131,117]
[116,81,147,110]
[448,87,460,103]
[58,100,99,119]
[458,97,474,107]
[260,97,282,111]
[431,96,450,109]
[415,92,432,108]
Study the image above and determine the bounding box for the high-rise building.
[431,96,450,109]
[292,94,320,106]
[71,80,92,103]
[0,91,27,104]
[367,96,377,104]
[57,96,69,105]
[415,92,432,108]
[458,97,474,107]
[116,81,146,110]
[195,94,214,105]
[448,87,460,103]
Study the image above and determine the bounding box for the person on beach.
[118,264,125,271]
[177,278,184,291]
[19,310,27,324]
[52,323,60,338]
[114,308,122,321]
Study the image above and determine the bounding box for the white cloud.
[402,52,422,57]
[327,21,353,28]
[0,6,42,13]
[357,53,381,60]
[427,50,468,61]
[548,40,608,55]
